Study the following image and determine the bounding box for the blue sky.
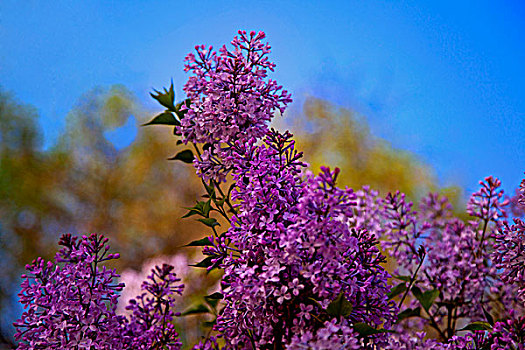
[1,0,524,195]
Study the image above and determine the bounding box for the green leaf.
[412,288,439,311]
[205,298,220,309]
[326,292,353,318]
[182,209,200,218]
[168,149,194,163]
[396,307,421,322]
[393,275,411,282]
[182,201,208,218]
[205,292,224,300]
[203,320,217,328]
[181,303,210,316]
[459,321,492,331]
[203,183,216,200]
[184,237,212,247]
[482,304,494,326]
[150,82,176,111]
[353,323,386,336]
[387,282,407,299]
[202,200,212,217]
[190,256,214,268]
[198,218,220,227]
[142,111,179,126]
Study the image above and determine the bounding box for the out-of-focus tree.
[288,97,463,203]
[0,89,72,347]
[0,86,203,345]
[53,85,202,267]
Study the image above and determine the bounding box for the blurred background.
[0,1,524,347]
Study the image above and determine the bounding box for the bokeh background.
[0,1,524,347]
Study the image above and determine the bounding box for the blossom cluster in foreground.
[15,234,184,349]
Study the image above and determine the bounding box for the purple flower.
[14,234,183,349]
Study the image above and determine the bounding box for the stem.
[476,218,489,258]
[424,307,448,341]
[398,252,426,308]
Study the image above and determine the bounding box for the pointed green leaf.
[182,201,207,218]
[205,292,224,300]
[205,298,219,309]
[150,82,176,111]
[184,237,212,247]
[326,292,353,318]
[203,320,217,328]
[168,150,194,163]
[198,218,220,227]
[413,288,439,311]
[353,323,386,336]
[482,304,494,326]
[181,303,210,316]
[142,111,179,126]
[202,200,212,217]
[387,282,407,299]
[459,321,492,331]
[393,275,411,282]
[190,256,214,268]
[182,209,200,218]
[396,307,421,322]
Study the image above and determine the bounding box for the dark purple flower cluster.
[14,233,183,350]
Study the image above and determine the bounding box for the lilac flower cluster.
[14,233,183,350]
[209,134,395,347]
[449,313,525,350]
[181,30,292,182]
[377,179,512,339]
[493,217,525,300]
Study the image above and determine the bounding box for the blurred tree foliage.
[288,97,463,204]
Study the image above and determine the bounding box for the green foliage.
[411,286,439,312]
[387,282,407,299]
[143,111,180,126]
[458,321,493,331]
[169,149,194,163]
[326,292,353,318]
[396,307,421,322]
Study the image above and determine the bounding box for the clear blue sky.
[1,0,524,195]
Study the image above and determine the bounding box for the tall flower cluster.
[378,179,511,340]
[210,132,395,348]
[14,234,124,349]
[14,233,183,350]
[181,30,292,182]
[122,263,184,349]
[176,31,396,348]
